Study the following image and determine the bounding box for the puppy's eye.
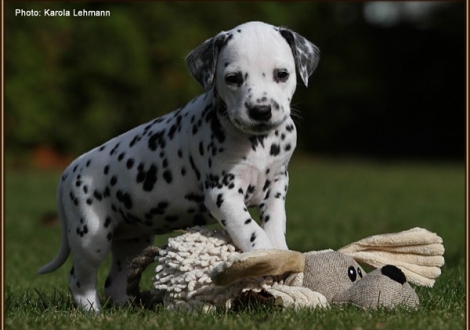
[225,72,243,86]
[274,69,289,83]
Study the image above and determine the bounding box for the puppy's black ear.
[186,33,232,91]
[279,28,320,87]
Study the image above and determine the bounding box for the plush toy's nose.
[381,265,407,284]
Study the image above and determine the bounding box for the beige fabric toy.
[127,226,444,311]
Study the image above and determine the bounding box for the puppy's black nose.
[248,104,272,122]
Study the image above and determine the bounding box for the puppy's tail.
[37,182,70,274]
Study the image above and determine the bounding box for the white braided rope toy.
[152,226,444,312]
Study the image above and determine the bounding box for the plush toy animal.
[127,227,444,311]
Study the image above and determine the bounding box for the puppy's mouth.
[232,118,284,135]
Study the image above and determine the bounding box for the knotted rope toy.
[127,227,444,312]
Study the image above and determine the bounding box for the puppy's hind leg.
[104,235,155,305]
[67,213,113,312]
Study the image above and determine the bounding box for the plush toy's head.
[210,248,420,309]
[332,265,419,308]
[301,251,419,309]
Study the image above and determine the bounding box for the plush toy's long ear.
[211,250,305,286]
[338,227,445,287]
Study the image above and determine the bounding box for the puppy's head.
[186,21,320,135]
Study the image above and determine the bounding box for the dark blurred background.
[5,2,466,166]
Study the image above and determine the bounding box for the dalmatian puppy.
[38,21,320,311]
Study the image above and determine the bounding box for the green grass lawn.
[4,155,466,329]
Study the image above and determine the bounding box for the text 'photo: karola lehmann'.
[15,8,111,17]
